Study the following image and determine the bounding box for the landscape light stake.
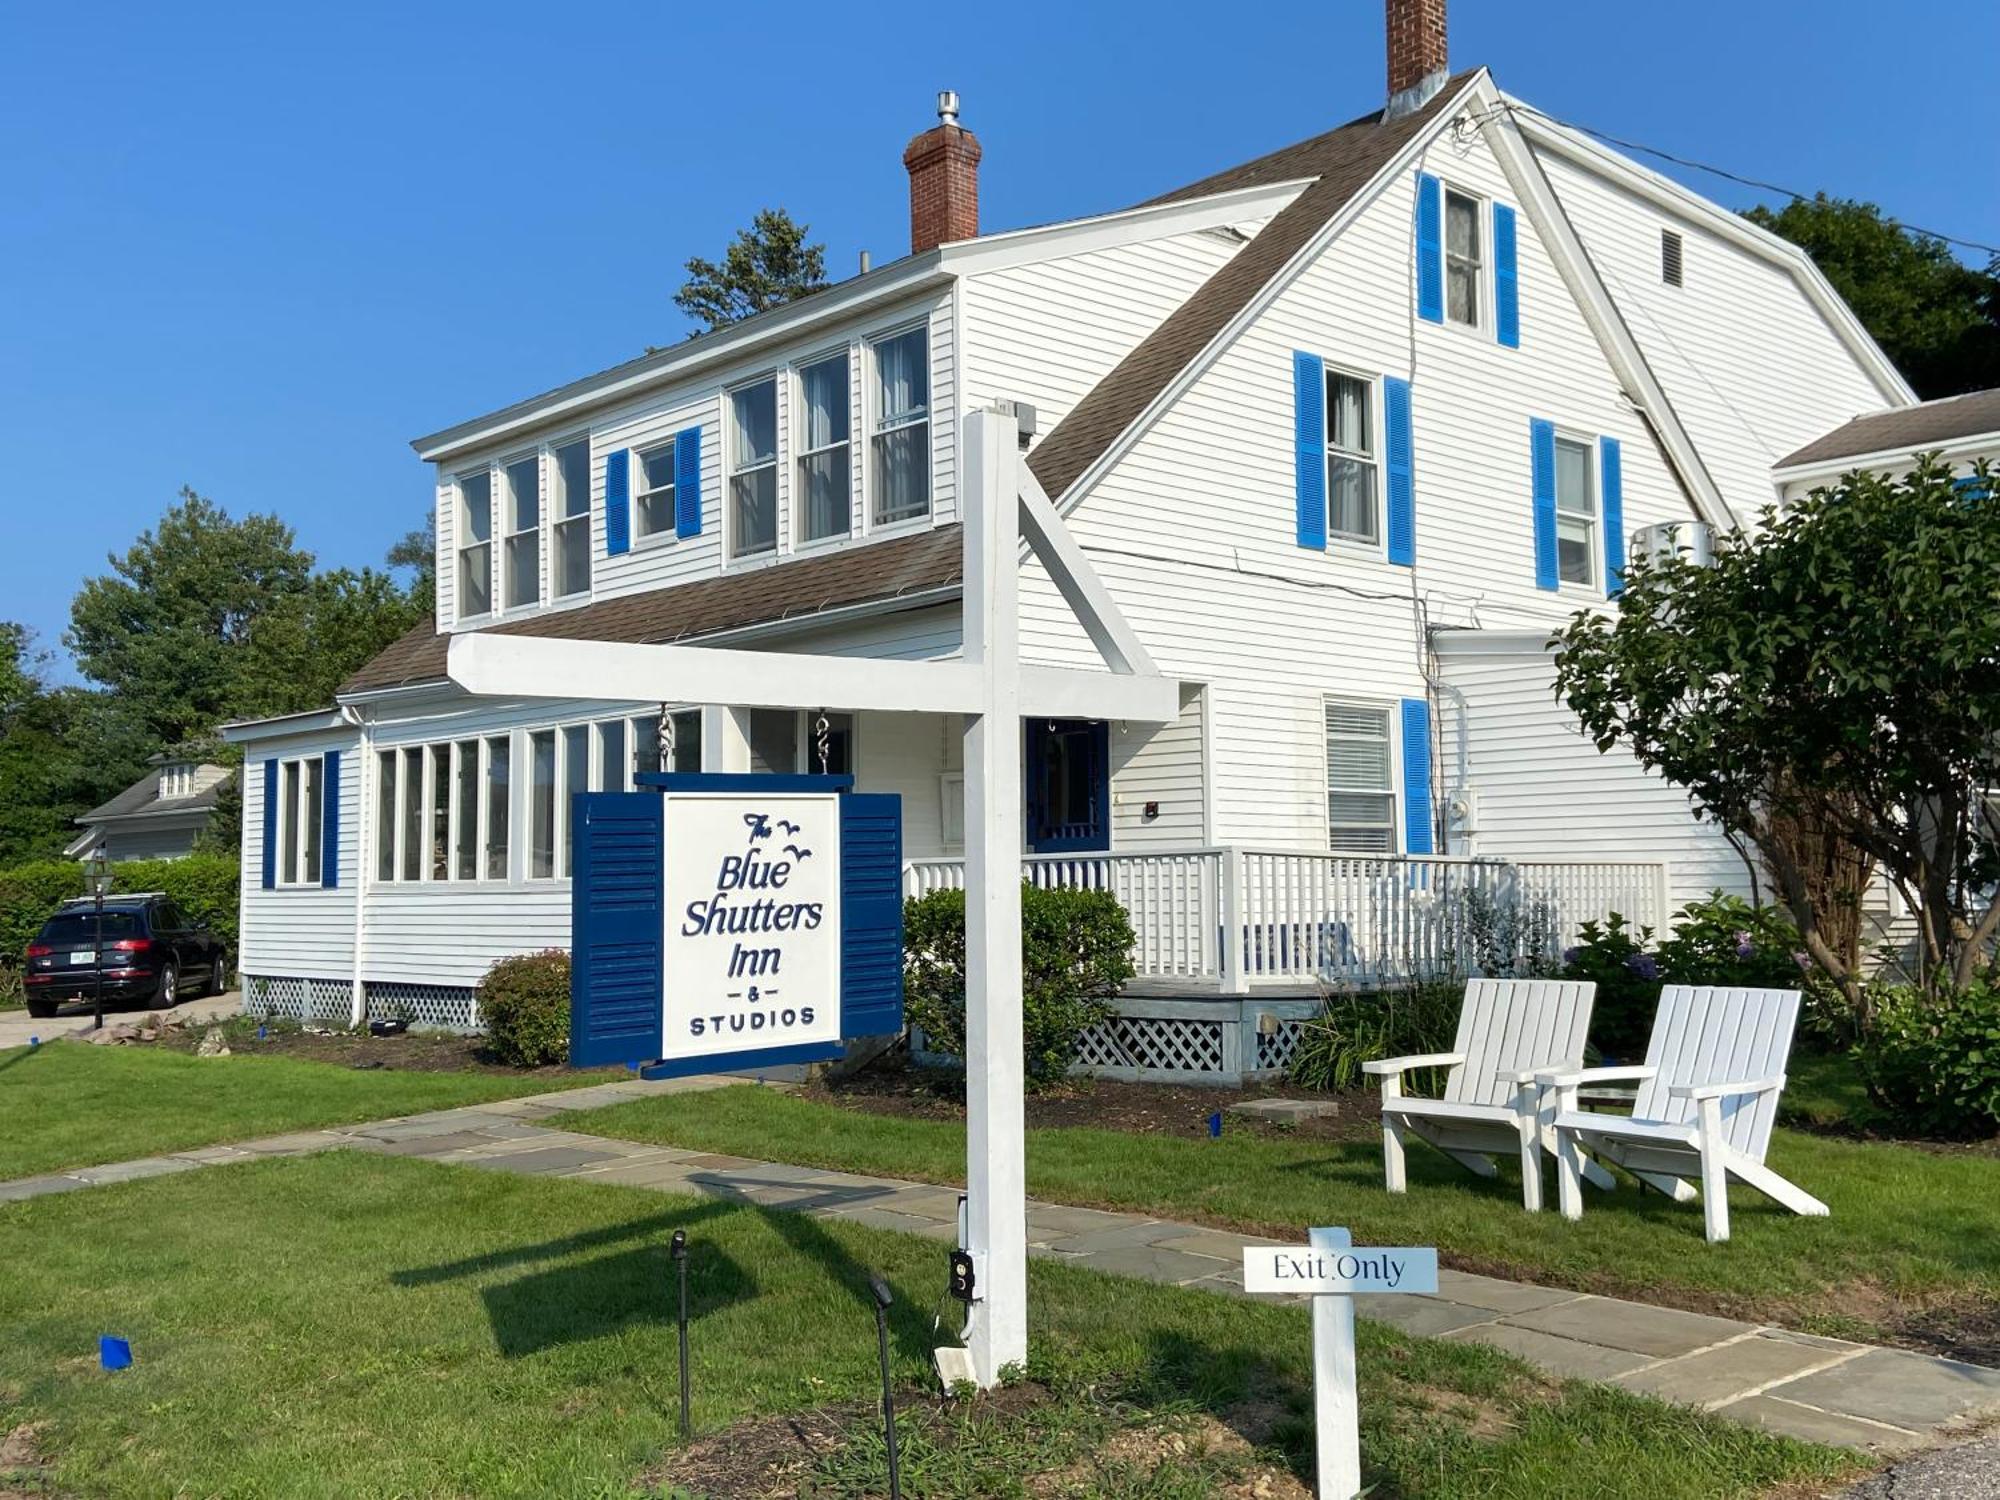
[670,1230,690,1439]
[88,847,109,1032]
[868,1275,902,1500]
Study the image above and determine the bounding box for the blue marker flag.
[1207,1112,1223,1139]
[99,1335,133,1371]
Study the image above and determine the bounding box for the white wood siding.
[1111,686,1208,849]
[239,728,363,980]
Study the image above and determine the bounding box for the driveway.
[0,990,242,1051]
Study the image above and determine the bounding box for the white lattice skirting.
[241,977,479,1032]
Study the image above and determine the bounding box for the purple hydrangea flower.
[1562,947,1580,966]
[1626,955,1659,981]
[1735,934,1755,958]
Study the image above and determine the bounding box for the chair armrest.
[1362,1052,1465,1076]
[1669,1075,1785,1102]
[1495,1066,1561,1085]
[1535,1065,1658,1088]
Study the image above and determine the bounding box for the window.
[1444,190,1482,328]
[275,755,323,885]
[599,719,628,791]
[628,715,661,780]
[552,438,591,596]
[399,747,423,881]
[729,379,779,557]
[375,749,396,881]
[454,740,479,879]
[1661,229,1684,288]
[1325,702,1397,853]
[503,455,540,609]
[668,709,702,772]
[457,470,493,617]
[798,351,851,542]
[428,743,450,879]
[636,438,677,540]
[528,730,556,879]
[485,735,511,880]
[159,763,193,799]
[1554,435,1597,586]
[871,326,930,524]
[1324,371,1378,543]
[749,709,799,774]
[561,725,588,876]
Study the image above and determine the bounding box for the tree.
[1552,456,2000,1009]
[1745,195,2000,400]
[673,208,829,333]
[237,567,428,720]
[0,624,152,864]
[386,509,436,614]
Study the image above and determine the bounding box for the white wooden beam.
[1017,471,1159,678]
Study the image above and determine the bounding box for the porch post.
[702,705,753,772]
[1220,846,1248,994]
[961,406,1028,1387]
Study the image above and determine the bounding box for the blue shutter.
[1293,351,1326,549]
[674,426,702,538]
[839,792,905,1041]
[1531,419,1559,591]
[1599,436,1625,597]
[1384,375,1415,566]
[568,791,665,1068]
[604,449,631,556]
[260,759,278,890]
[1400,698,1434,855]
[320,750,340,889]
[1494,203,1520,349]
[1415,173,1444,324]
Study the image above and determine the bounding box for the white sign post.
[1242,1228,1439,1500]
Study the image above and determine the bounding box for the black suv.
[22,894,228,1018]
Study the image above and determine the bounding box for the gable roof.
[1775,387,2000,471]
[79,765,233,826]
[1026,71,1482,502]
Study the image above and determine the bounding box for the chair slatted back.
[1444,979,1597,1109]
[1633,985,1801,1161]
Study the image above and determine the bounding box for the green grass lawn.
[564,1085,2000,1345]
[0,1042,602,1181]
[0,1153,1855,1498]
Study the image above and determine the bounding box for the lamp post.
[87,846,111,1031]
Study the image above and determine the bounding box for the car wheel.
[207,954,229,997]
[155,964,179,1010]
[26,999,56,1019]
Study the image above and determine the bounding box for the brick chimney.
[903,90,981,253]
[1385,0,1449,118]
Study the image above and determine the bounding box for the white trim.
[1771,430,2000,484]
[1430,628,1556,658]
[221,708,350,743]
[938,178,1311,275]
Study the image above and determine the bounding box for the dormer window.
[159,763,194,800]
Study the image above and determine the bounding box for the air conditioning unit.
[1630,520,1720,569]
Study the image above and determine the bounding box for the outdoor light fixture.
[87,846,110,1031]
[868,1274,902,1498]
[669,1230,690,1438]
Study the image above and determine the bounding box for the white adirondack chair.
[1363,978,1613,1211]
[1541,984,1828,1242]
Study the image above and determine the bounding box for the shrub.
[1854,981,2000,1138]
[0,853,240,976]
[903,884,1135,1089]
[1561,913,1658,1058]
[1288,978,1463,1094]
[477,950,572,1067]
[1655,891,1804,993]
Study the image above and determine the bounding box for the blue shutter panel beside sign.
[1384,375,1415,566]
[839,792,905,1041]
[674,425,702,539]
[1294,351,1326,549]
[320,750,340,889]
[1415,173,1444,325]
[604,449,631,556]
[1531,418,1559,591]
[1401,698,1434,855]
[260,759,278,890]
[1600,435,1625,597]
[569,792,666,1068]
[1494,202,1520,348]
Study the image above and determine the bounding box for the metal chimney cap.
[936,89,960,125]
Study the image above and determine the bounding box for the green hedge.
[0,854,240,967]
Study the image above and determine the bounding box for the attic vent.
[1661,229,1684,287]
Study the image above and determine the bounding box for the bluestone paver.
[1500,1294,1748,1358]
[1446,1322,1657,1381]
[1615,1334,1858,1406]
[1772,1348,2000,1433]
[1716,1394,1924,1456]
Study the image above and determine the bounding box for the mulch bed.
[149,1018,617,1081]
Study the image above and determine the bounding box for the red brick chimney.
[903,90,981,253]
[1385,0,1449,117]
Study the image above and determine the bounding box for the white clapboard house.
[223,0,1915,1079]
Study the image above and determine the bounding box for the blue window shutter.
[839,792,905,1040]
[260,759,278,889]
[320,750,340,889]
[674,426,702,538]
[1494,203,1520,348]
[1415,173,1444,324]
[1531,419,1559,591]
[1599,436,1625,597]
[604,449,631,556]
[1384,375,1415,566]
[568,791,665,1067]
[1400,698,1433,854]
[1293,351,1326,549]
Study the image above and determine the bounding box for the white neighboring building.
[67,757,235,864]
[224,0,1912,1049]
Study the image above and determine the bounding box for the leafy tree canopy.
[238,566,427,720]
[673,208,828,333]
[0,625,152,864]
[1746,195,2000,400]
[386,509,436,614]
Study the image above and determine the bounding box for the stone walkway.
[5,1075,1998,1456]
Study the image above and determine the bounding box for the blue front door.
[1025,719,1109,853]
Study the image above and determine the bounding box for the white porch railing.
[904,847,1667,993]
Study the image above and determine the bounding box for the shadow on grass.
[0,1043,48,1078]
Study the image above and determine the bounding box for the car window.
[39,912,143,944]
[154,901,182,931]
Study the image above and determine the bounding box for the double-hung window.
[276,755,323,886]
[528,730,556,880]
[871,326,930,525]
[457,470,493,617]
[502,455,540,609]
[1444,189,1482,328]
[636,437,677,541]
[1325,702,1397,853]
[375,749,397,882]
[453,740,480,879]
[551,438,591,597]
[484,735,511,880]
[1554,435,1597,587]
[797,350,852,543]
[1325,371,1378,543]
[729,378,779,557]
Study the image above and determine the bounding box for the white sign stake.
[1242,1228,1438,1500]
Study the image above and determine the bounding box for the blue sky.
[4,0,1995,681]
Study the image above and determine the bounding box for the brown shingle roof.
[340,525,964,695]
[1777,388,2000,469]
